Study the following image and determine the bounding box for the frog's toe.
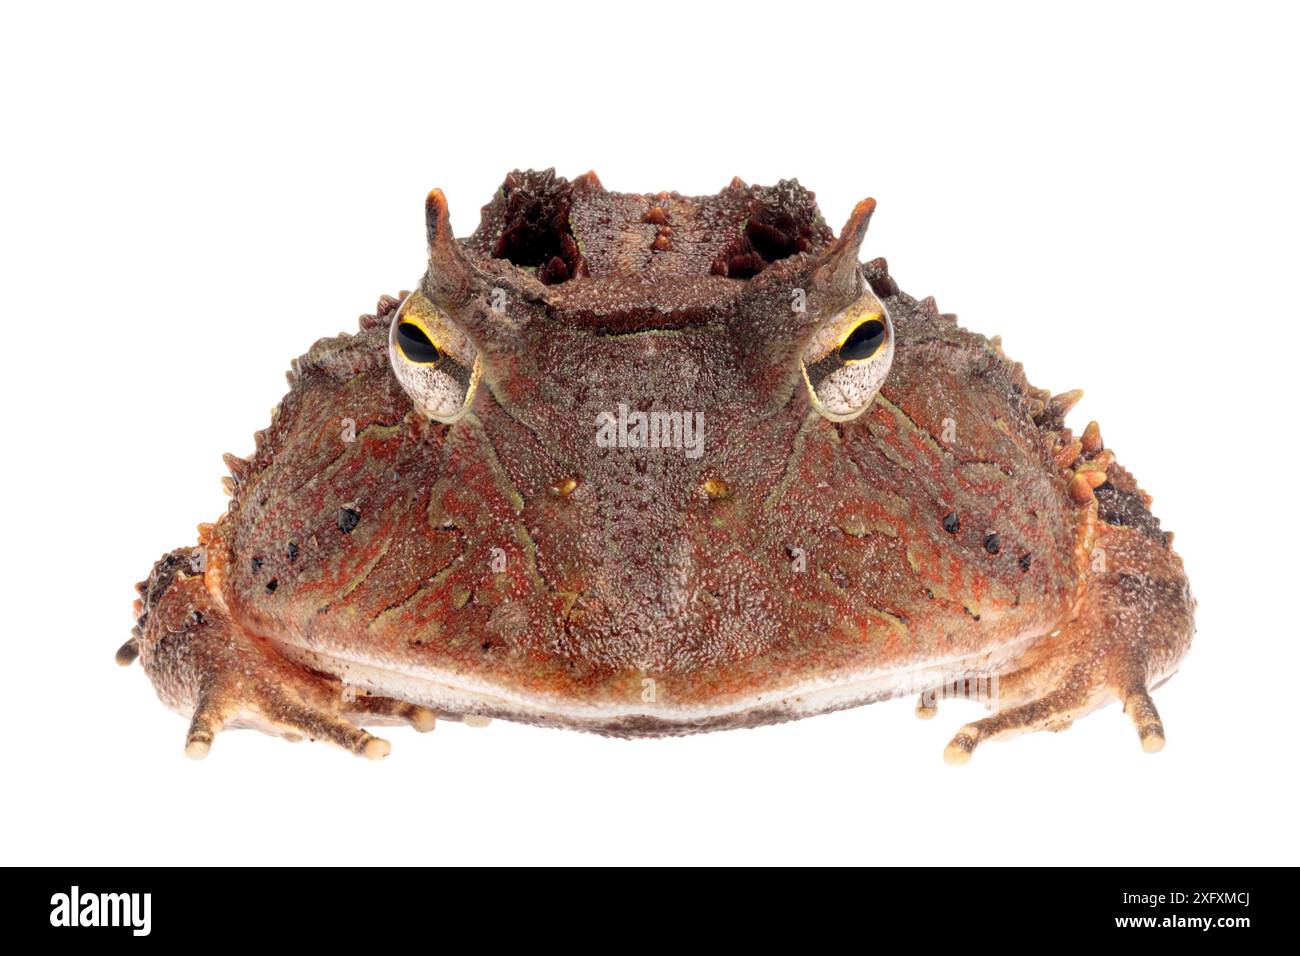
[183,695,223,759]
[942,683,1087,765]
[343,690,439,733]
[265,698,391,759]
[914,694,938,720]
[1122,685,1166,753]
[115,634,140,666]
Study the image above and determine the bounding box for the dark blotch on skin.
[1094,482,1166,543]
[1019,553,1032,572]
[251,557,262,573]
[943,512,960,534]
[266,578,278,594]
[338,507,361,534]
[287,541,299,562]
[983,532,1001,555]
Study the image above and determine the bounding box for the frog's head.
[392,169,891,439]
[386,170,900,685]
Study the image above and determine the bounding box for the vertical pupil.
[397,323,441,363]
[839,319,886,362]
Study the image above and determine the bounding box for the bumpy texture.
[120,170,1194,761]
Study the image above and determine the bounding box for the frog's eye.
[800,294,894,421]
[388,292,480,422]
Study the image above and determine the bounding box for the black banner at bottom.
[8,866,1279,942]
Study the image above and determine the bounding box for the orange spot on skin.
[549,477,578,497]
[702,478,731,500]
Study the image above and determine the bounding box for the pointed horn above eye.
[421,187,530,353]
[423,188,477,305]
[815,197,877,293]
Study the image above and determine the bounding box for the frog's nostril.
[489,169,584,285]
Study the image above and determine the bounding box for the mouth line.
[271,634,1041,735]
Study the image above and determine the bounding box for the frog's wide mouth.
[271,636,1040,738]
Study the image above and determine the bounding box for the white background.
[2,1,1296,866]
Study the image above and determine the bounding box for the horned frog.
[120,169,1194,762]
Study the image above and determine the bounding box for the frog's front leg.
[936,511,1194,764]
[118,548,437,759]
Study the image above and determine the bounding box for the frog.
[119,169,1194,763]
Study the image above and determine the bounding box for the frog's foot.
[940,519,1194,764]
[124,549,437,759]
